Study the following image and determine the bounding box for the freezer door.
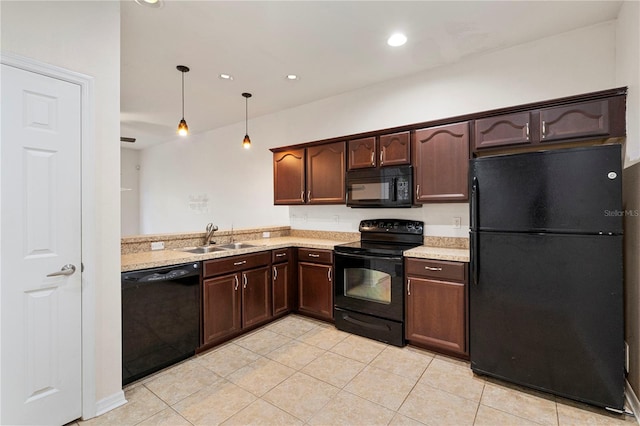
[470,232,624,409]
[469,145,622,234]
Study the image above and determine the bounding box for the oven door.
[334,251,404,321]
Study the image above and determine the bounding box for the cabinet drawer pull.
[328,268,332,282]
[407,279,411,296]
[273,266,278,280]
[243,273,247,289]
[233,260,247,266]
[275,253,286,257]
[425,266,443,271]
[308,253,320,258]
[234,275,239,291]
[541,120,547,139]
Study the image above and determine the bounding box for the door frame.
[0,52,98,419]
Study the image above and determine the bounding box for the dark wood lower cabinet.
[298,248,333,321]
[203,274,241,344]
[272,248,295,317]
[405,258,468,358]
[201,252,272,348]
[242,266,271,328]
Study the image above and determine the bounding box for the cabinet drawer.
[298,248,333,265]
[204,252,271,277]
[272,248,290,263]
[406,258,467,282]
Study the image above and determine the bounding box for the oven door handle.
[335,251,403,261]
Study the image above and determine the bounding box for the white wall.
[141,21,617,237]
[1,0,121,411]
[121,148,140,236]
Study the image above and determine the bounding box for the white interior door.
[1,64,82,425]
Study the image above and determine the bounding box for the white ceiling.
[120,0,622,150]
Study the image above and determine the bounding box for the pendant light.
[242,92,252,149]
[176,65,190,136]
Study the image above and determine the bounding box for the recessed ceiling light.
[387,33,407,47]
[134,0,162,8]
[219,73,234,81]
[286,74,299,81]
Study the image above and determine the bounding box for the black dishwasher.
[121,262,201,385]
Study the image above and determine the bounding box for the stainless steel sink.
[176,246,226,254]
[217,242,258,250]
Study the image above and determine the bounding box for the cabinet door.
[273,149,305,205]
[242,266,272,329]
[379,131,410,167]
[539,100,609,143]
[272,262,290,316]
[298,262,333,320]
[306,142,346,204]
[348,137,376,170]
[414,122,469,202]
[474,112,531,150]
[203,274,241,345]
[406,276,466,355]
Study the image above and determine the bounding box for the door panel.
[1,64,82,425]
[470,145,622,233]
[470,232,624,409]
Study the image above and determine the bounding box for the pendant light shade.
[242,92,252,149]
[177,65,190,136]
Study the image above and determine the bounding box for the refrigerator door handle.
[471,177,479,230]
[471,232,479,285]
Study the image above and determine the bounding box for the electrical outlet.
[262,231,270,238]
[453,217,461,229]
[151,241,165,250]
[625,341,630,373]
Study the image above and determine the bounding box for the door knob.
[46,264,76,277]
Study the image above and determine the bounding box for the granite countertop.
[121,236,470,272]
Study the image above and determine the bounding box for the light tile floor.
[77,315,637,426]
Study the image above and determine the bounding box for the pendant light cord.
[245,97,248,134]
[181,71,185,119]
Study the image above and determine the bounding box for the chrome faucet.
[204,222,218,246]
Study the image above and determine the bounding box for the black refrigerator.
[469,144,625,410]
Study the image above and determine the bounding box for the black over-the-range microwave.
[346,165,419,208]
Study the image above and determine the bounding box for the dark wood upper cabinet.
[379,131,411,167]
[273,149,305,205]
[539,100,609,143]
[273,142,345,205]
[474,112,531,150]
[306,142,346,204]
[473,95,625,153]
[348,137,376,170]
[347,132,410,170]
[414,122,469,202]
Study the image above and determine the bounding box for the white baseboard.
[625,380,640,424]
[92,390,127,418]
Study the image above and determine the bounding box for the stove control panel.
[359,219,424,235]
